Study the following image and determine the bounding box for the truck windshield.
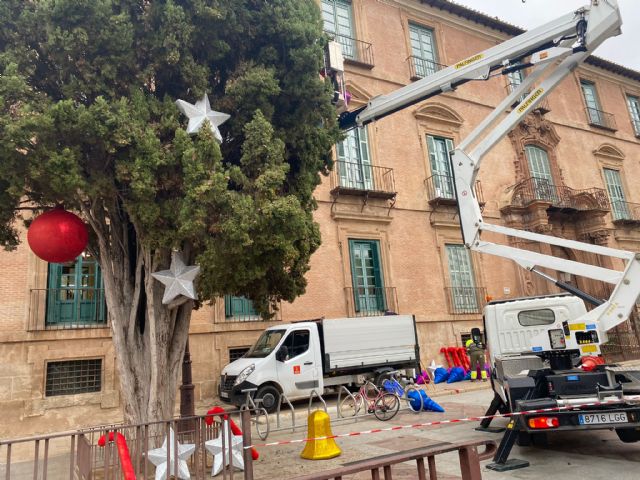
[244,329,286,358]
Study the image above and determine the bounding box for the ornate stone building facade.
[2,0,640,437]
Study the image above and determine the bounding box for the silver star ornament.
[175,93,230,142]
[151,251,200,305]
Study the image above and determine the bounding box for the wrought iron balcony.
[330,161,396,200]
[509,177,610,212]
[505,84,551,114]
[445,286,487,315]
[344,286,398,318]
[425,174,485,206]
[610,200,640,225]
[407,56,447,80]
[28,288,108,331]
[325,32,374,68]
[585,107,617,131]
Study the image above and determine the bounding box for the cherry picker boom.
[333,0,640,468]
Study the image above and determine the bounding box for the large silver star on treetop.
[175,93,230,142]
[151,251,200,305]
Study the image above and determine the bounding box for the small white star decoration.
[204,419,245,476]
[176,93,230,142]
[151,251,200,305]
[146,427,195,480]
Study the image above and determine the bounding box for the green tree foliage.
[0,0,340,422]
[0,0,339,313]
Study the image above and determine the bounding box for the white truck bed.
[322,315,417,371]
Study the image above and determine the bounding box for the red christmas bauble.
[27,208,89,263]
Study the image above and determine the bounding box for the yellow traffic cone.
[300,410,342,460]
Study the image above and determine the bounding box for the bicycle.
[338,381,400,421]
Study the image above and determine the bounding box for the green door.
[322,0,355,59]
[46,255,106,326]
[225,295,258,321]
[446,244,478,313]
[604,168,629,220]
[581,81,602,125]
[349,240,385,314]
[525,145,557,202]
[337,127,373,190]
[427,136,455,199]
[409,23,437,77]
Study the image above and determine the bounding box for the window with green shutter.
[322,0,355,59]
[426,135,454,199]
[337,127,373,190]
[603,168,630,220]
[626,95,640,137]
[348,240,386,315]
[525,145,558,203]
[225,295,259,321]
[46,254,106,327]
[581,81,603,126]
[409,23,438,78]
[445,244,479,313]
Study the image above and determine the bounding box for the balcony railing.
[425,174,485,206]
[505,84,551,113]
[586,107,617,131]
[509,177,610,212]
[611,200,640,224]
[325,32,374,68]
[407,56,447,80]
[344,286,398,318]
[330,161,396,199]
[445,286,487,315]
[28,288,108,331]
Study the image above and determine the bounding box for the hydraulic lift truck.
[329,0,640,471]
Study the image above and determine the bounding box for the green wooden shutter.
[46,255,105,326]
[604,168,629,220]
[627,95,640,136]
[225,296,258,320]
[409,23,437,77]
[349,240,385,314]
[446,245,478,313]
[581,81,602,125]
[525,145,557,202]
[322,0,355,59]
[337,127,372,190]
[427,135,454,198]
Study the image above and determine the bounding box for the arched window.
[525,145,557,202]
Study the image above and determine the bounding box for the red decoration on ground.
[27,207,88,263]
[205,406,260,460]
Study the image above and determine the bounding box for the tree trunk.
[84,201,193,426]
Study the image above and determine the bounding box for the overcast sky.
[450,0,640,71]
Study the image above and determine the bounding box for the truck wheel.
[616,428,640,443]
[374,369,394,388]
[255,385,280,414]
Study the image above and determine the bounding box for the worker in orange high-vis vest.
[466,339,487,382]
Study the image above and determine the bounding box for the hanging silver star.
[151,251,200,305]
[175,93,230,142]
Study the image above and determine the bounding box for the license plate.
[220,391,229,399]
[578,412,628,425]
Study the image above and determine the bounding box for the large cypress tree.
[0,0,340,424]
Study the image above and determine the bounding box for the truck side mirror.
[276,346,288,362]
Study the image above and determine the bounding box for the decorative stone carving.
[414,102,464,129]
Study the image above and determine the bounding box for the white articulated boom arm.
[339,0,640,353]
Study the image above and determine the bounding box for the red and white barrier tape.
[246,396,640,449]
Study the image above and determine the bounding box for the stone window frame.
[400,11,445,72]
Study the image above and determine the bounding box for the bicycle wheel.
[339,393,361,418]
[374,393,400,421]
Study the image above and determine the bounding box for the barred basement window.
[45,359,102,396]
[229,347,250,363]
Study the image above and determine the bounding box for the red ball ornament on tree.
[27,207,89,263]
